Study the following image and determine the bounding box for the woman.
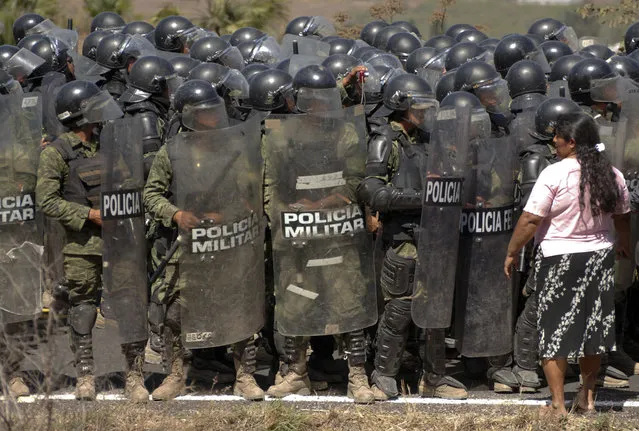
[504,112,631,416]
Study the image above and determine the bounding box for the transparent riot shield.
[265,106,377,336]
[100,117,148,344]
[412,105,471,329]
[597,118,626,170]
[0,93,43,324]
[454,133,517,357]
[511,110,537,155]
[279,34,330,60]
[40,71,68,139]
[170,115,265,349]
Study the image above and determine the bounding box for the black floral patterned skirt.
[536,246,616,360]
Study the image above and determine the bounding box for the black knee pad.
[379,248,415,298]
[69,303,97,335]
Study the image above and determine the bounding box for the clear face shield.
[218,69,250,105]
[301,16,337,38]
[295,87,342,113]
[57,90,124,125]
[182,101,230,131]
[550,25,579,52]
[4,48,45,82]
[26,19,79,51]
[403,96,439,133]
[590,75,636,103]
[474,78,511,114]
[525,48,551,74]
[218,45,245,70]
[248,36,281,65]
[181,27,216,50]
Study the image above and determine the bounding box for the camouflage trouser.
[64,254,101,306]
[274,245,368,335]
[149,259,185,356]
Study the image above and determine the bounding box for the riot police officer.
[36,80,149,402]
[357,74,468,400]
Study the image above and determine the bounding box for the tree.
[333,11,362,39]
[430,0,456,35]
[0,0,59,44]
[150,3,181,26]
[369,0,405,23]
[579,0,639,28]
[195,0,289,35]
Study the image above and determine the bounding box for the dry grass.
[5,401,639,431]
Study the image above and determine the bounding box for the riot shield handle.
[293,40,299,55]
[67,18,73,30]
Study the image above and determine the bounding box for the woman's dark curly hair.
[553,112,620,216]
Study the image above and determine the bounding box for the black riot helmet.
[527,18,564,40]
[154,16,195,53]
[173,79,229,130]
[55,80,123,127]
[189,35,244,70]
[539,40,572,65]
[392,21,421,38]
[17,34,46,51]
[82,30,110,60]
[12,13,45,43]
[444,42,487,71]
[229,27,265,46]
[30,37,69,77]
[423,35,456,51]
[607,55,639,82]
[91,33,154,74]
[120,56,179,103]
[567,58,617,105]
[377,73,436,118]
[122,21,154,36]
[453,60,500,91]
[188,62,229,84]
[285,16,310,36]
[372,26,405,50]
[494,34,549,78]
[441,90,483,110]
[321,54,361,80]
[169,55,201,79]
[405,47,439,74]
[530,97,581,140]
[435,70,457,102]
[624,22,639,55]
[248,69,293,112]
[329,38,357,56]
[386,32,421,65]
[579,44,614,60]
[455,29,488,44]
[241,63,271,83]
[237,35,280,66]
[506,60,547,98]
[548,54,583,82]
[445,24,476,39]
[292,64,342,113]
[0,45,20,68]
[360,20,389,46]
[90,12,126,32]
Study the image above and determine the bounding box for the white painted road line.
[7,394,639,408]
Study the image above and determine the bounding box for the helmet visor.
[182,101,229,131]
[418,68,443,90]
[218,46,245,70]
[404,97,439,132]
[551,26,579,52]
[4,48,45,81]
[302,16,337,38]
[296,87,342,113]
[590,76,636,103]
[0,78,23,95]
[180,27,215,49]
[249,36,281,64]
[219,69,250,102]
[79,90,124,124]
[525,48,551,74]
[26,19,79,51]
[474,78,511,114]
[120,35,157,62]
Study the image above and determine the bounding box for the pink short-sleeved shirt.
[523,157,630,257]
